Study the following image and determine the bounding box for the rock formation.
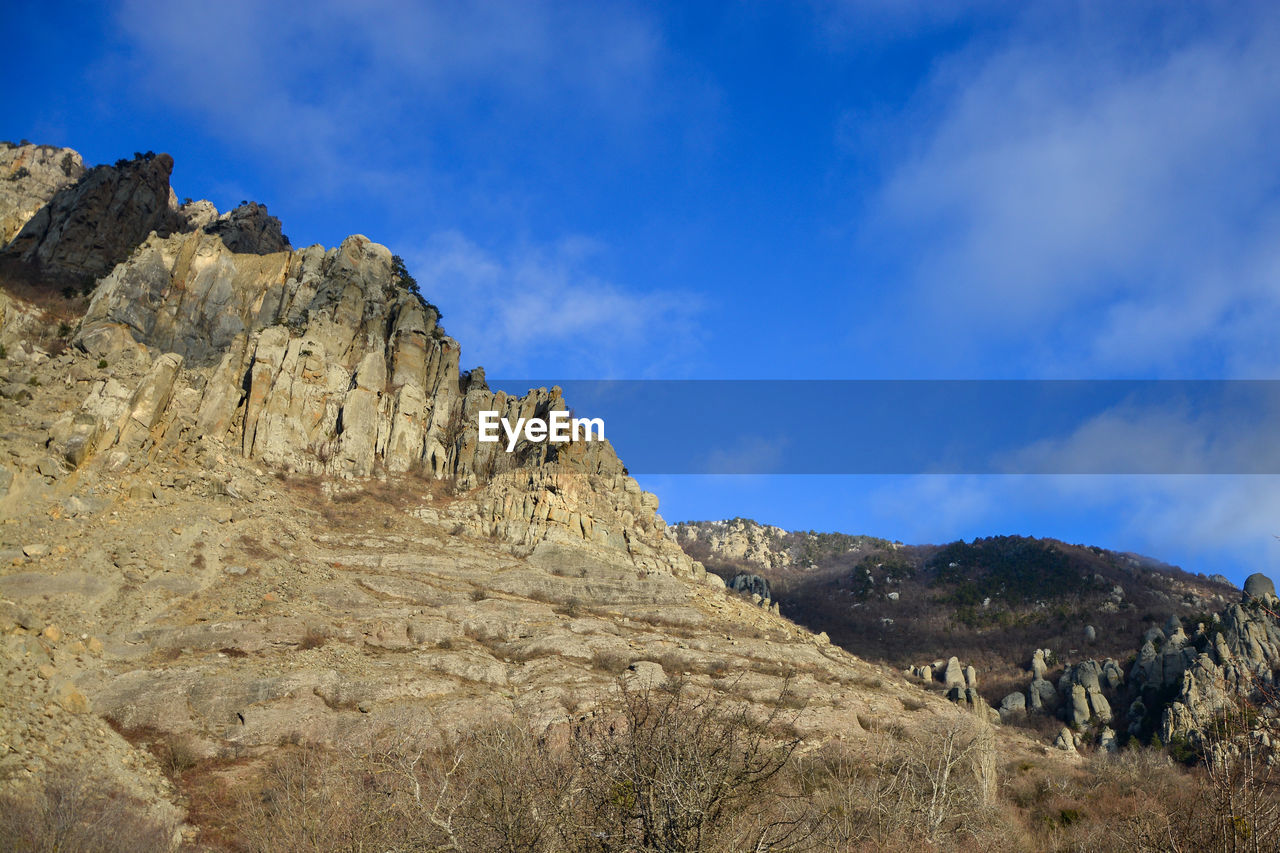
[673,518,793,569]
[3,146,1074,842]
[990,573,1280,756]
[199,201,290,254]
[1148,585,1280,746]
[0,142,1255,843]
[3,143,717,593]
[4,151,186,283]
[1244,572,1277,601]
[0,142,85,244]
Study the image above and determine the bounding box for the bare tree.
[0,763,175,853]
[1173,672,1280,852]
[563,677,810,852]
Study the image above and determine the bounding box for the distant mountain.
[674,519,1238,679]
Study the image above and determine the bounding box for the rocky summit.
[2,142,1280,851]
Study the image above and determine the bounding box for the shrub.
[0,764,175,852]
[390,254,418,293]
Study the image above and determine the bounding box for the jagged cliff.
[0,142,85,245]
[0,143,700,580]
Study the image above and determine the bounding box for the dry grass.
[590,649,633,674]
[237,533,274,560]
[0,257,93,317]
[554,596,584,618]
[116,674,1280,853]
[280,470,459,531]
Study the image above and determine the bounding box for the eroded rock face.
[201,201,290,254]
[0,142,85,244]
[5,153,186,283]
[2,337,983,788]
[62,223,640,494]
[673,518,792,569]
[11,151,693,580]
[943,656,965,688]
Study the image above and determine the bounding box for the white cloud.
[111,0,663,184]
[862,473,1280,584]
[409,231,703,377]
[996,389,1280,475]
[872,3,1280,377]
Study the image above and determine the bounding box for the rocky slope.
[1,143,1062,846]
[676,518,1280,757]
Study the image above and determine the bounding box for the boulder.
[999,691,1026,722]
[1086,686,1112,724]
[1099,727,1118,753]
[942,656,965,688]
[1068,684,1091,728]
[1029,678,1056,711]
[1053,727,1077,753]
[1244,573,1276,602]
[1060,660,1102,694]
[1031,649,1048,680]
[1101,659,1125,691]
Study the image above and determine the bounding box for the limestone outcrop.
[200,201,290,255]
[673,518,792,569]
[4,152,186,282]
[0,142,85,244]
[2,143,1089,842]
[57,229,611,482]
[1150,589,1280,745]
[0,145,710,584]
[1003,573,1280,752]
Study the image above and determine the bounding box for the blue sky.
[8,1,1280,583]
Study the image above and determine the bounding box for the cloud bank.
[874,2,1280,377]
